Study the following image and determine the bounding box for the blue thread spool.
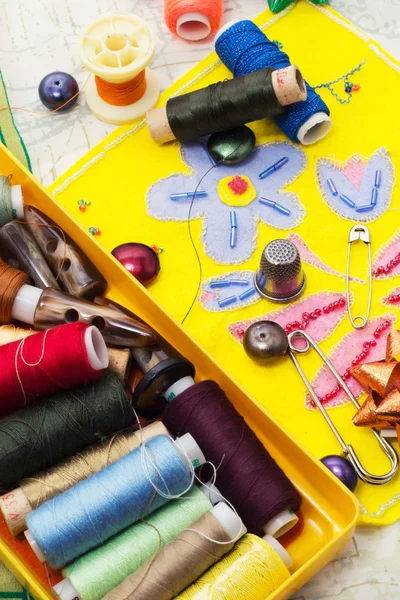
[25,434,204,568]
[215,21,331,145]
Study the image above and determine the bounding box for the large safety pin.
[346,225,372,330]
[288,330,398,485]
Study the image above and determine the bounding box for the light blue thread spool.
[215,21,331,144]
[25,435,196,568]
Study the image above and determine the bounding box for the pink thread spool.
[164,0,224,41]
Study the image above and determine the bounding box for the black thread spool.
[147,65,306,144]
[94,297,195,417]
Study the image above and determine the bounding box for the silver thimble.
[255,239,306,303]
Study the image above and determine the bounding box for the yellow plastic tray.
[0,143,359,600]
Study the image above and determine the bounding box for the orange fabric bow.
[352,330,400,442]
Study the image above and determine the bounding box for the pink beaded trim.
[373,252,400,277]
[284,297,346,335]
[315,318,392,406]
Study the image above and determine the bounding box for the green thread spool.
[0,176,23,225]
[60,487,212,600]
[0,372,135,492]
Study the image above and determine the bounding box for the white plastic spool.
[79,14,160,125]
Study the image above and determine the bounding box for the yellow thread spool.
[176,534,291,600]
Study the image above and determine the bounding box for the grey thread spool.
[255,239,305,303]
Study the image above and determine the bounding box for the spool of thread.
[0,175,24,227]
[0,372,134,492]
[147,65,306,144]
[25,434,205,568]
[215,20,331,145]
[0,321,108,418]
[164,0,223,41]
[0,324,35,345]
[163,380,301,537]
[102,503,244,600]
[0,421,167,536]
[24,205,107,300]
[79,14,160,124]
[176,533,291,600]
[0,258,30,325]
[0,220,60,290]
[0,262,158,347]
[0,325,131,382]
[55,486,213,600]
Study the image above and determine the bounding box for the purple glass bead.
[38,72,79,112]
[321,455,358,491]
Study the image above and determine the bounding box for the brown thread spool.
[103,504,244,600]
[0,258,29,325]
[0,421,167,536]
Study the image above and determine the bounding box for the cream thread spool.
[79,14,160,125]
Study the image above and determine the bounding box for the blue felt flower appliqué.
[146,142,306,265]
[317,147,394,223]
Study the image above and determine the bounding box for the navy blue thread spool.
[215,20,331,145]
[25,434,205,568]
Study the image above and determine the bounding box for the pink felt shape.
[305,314,396,410]
[228,292,347,345]
[341,156,366,191]
[373,229,400,280]
[287,233,365,283]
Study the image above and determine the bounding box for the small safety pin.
[346,225,372,330]
[288,330,398,485]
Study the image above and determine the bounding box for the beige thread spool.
[146,65,306,144]
[0,421,168,536]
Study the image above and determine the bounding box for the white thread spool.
[79,14,160,125]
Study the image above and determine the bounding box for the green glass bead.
[12,209,17,219]
[85,201,91,206]
[311,0,328,4]
[88,227,96,236]
[207,126,256,166]
[78,199,85,205]
[268,0,294,13]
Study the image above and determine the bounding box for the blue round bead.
[38,72,79,112]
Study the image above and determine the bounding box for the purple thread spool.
[163,380,301,537]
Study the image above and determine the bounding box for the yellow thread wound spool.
[79,13,160,125]
[175,533,291,600]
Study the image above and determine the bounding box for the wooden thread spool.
[79,14,160,125]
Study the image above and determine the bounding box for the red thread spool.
[165,0,224,41]
[0,322,107,418]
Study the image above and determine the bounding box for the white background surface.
[1,1,400,598]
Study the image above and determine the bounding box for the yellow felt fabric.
[50,1,400,525]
